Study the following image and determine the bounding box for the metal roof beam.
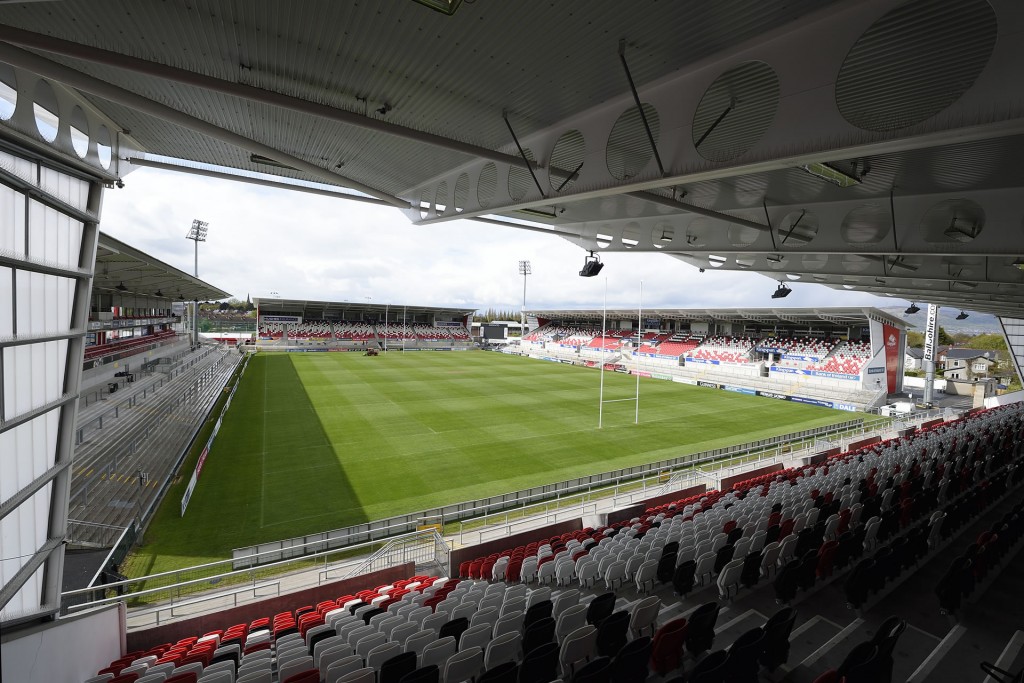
[0,42,410,209]
[0,25,537,172]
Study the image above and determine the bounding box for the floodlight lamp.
[771,282,792,299]
[905,303,920,314]
[956,311,969,320]
[116,281,127,291]
[798,162,861,188]
[155,289,163,297]
[579,251,604,277]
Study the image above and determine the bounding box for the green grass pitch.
[132,351,851,573]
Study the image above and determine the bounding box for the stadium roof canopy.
[0,0,1022,317]
[527,307,906,328]
[253,297,474,318]
[95,232,230,302]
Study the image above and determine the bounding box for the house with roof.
[939,348,999,381]
[905,347,924,371]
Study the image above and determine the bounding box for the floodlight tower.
[185,219,208,346]
[518,260,531,337]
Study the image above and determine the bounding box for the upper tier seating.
[807,340,872,375]
[689,336,755,363]
[523,325,601,345]
[759,337,838,358]
[84,329,176,360]
[285,320,333,340]
[410,324,472,341]
[334,322,375,340]
[375,323,417,340]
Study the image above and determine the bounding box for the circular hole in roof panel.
[920,198,985,243]
[0,63,17,121]
[477,162,497,208]
[453,173,469,213]
[621,223,641,249]
[607,103,660,180]
[652,223,674,249]
[96,125,112,169]
[435,181,449,216]
[776,210,819,247]
[728,222,761,248]
[419,189,431,220]
[835,0,997,131]
[549,129,585,193]
[33,79,59,142]
[692,61,779,162]
[69,105,89,158]
[841,205,890,244]
[508,148,535,201]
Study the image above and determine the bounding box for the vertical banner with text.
[883,323,901,393]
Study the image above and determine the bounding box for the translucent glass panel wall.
[999,317,1024,385]
[0,146,97,623]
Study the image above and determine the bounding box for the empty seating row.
[85,330,177,360]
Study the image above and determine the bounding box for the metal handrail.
[60,528,438,613]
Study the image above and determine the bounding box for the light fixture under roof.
[116,281,127,291]
[771,282,792,299]
[411,0,464,15]
[944,216,980,240]
[249,153,296,171]
[579,251,604,277]
[766,254,783,264]
[155,289,163,297]
[956,311,969,320]
[798,161,861,188]
[905,303,920,314]
[516,207,557,220]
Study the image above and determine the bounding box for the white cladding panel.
[0,411,60,503]
[15,270,74,335]
[0,184,26,253]
[3,341,69,419]
[0,266,11,336]
[38,165,90,213]
[28,199,83,269]
[0,485,52,620]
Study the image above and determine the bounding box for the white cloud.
[100,167,893,312]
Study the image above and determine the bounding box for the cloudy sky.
[100,165,894,313]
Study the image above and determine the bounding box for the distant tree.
[906,330,924,348]
[218,302,231,311]
[938,327,955,346]
[961,333,1007,352]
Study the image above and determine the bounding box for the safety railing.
[340,530,449,581]
[59,529,446,626]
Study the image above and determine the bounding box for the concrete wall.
[1,604,125,683]
[126,564,413,652]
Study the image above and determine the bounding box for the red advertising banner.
[883,323,900,393]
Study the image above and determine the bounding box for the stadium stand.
[689,336,756,364]
[80,403,1022,683]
